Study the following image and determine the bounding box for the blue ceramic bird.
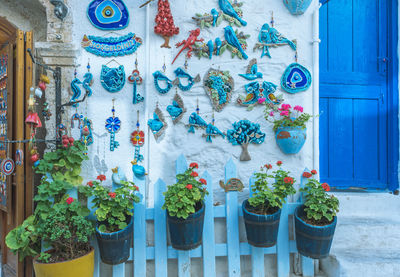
[211,8,219,26]
[224,26,248,59]
[207,40,214,59]
[219,0,247,26]
[70,77,82,107]
[188,112,208,133]
[148,107,167,139]
[258,23,296,58]
[112,167,127,188]
[215,37,222,56]
[153,70,173,94]
[82,72,94,97]
[205,124,225,142]
[239,59,263,80]
[173,67,200,91]
[167,92,186,124]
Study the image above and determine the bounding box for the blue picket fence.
[88,155,315,277]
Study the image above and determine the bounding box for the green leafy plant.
[300,170,339,225]
[80,175,140,233]
[163,163,208,219]
[248,161,296,215]
[6,141,94,263]
[265,103,312,132]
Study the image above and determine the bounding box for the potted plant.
[6,139,96,277]
[162,162,208,250]
[243,161,296,247]
[80,176,140,265]
[294,170,339,259]
[265,103,311,154]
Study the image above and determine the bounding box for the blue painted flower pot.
[294,205,337,259]
[275,126,307,154]
[167,203,205,250]
[242,199,281,248]
[283,0,313,15]
[96,216,133,265]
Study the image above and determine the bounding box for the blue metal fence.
[89,154,315,277]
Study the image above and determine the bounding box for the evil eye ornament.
[87,0,129,30]
[281,63,312,94]
[1,158,15,176]
[100,65,126,93]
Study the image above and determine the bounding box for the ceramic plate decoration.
[87,0,129,30]
[281,63,312,93]
[203,68,234,112]
[283,0,313,15]
[81,33,142,57]
[100,65,126,93]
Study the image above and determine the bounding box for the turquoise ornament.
[204,123,225,142]
[153,70,173,94]
[148,106,167,139]
[207,40,214,59]
[219,0,247,26]
[173,67,200,91]
[69,75,82,107]
[81,33,142,57]
[283,0,313,15]
[128,68,144,104]
[81,117,94,146]
[131,115,146,178]
[237,81,279,107]
[167,92,186,124]
[100,65,126,93]
[83,63,94,97]
[224,26,248,59]
[187,112,208,133]
[87,0,129,30]
[275,126,307,154]
[204,68,234,112]
[281,63,312,93]
[238,59,263,80]
[215,38,222,56]
[105,101,121,151]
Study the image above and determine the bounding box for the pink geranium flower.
[279,104,291,111]
[257,97,266,104]
[269,111,274,116]
[294,105,304,112]
[280,111,289,116]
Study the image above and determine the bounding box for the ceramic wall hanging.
[148,104,168,139]
[81,33,143,57]
[105,100,121,151]
[227,120,265,161]
[131,111,146,178]
[100,64,126,93]
[81,117,94,147]
[281,63,312,93]
[237,81,281,108]
[70,69,82,107]
[128,57,144,104]
[153,61,173,94]
[283,0,313,15]
[187,112,208,133]
[87,0,129,30]
[167,91,186,124]
[83,62,94,97]
[192,0,246,28]
[172,28,203,65]
[172,60,201,91]
[203,68,234,112]
[154,0,180,48]
[202,114,225,142]
[239,59,263,80]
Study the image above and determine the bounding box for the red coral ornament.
[154,0,179,48]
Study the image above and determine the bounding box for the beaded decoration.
[131,111,146,178]
[148,103,168,139]
[81,117,94,148]
[167,90,186,124]
[100,64,126,93]
[238,59,263,80]
[254,13,297,59]
[227,120,266,161]
[187,100,207,133]
[87,0,129,30]
[128,56,144,104]
[203,68,234,112]
[81,33,142,57]
[202,113,225,143]
[71,110,83,129]
[105,99,121,151]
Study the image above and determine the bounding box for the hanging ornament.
[100,64,126,93]
[238,59,263,80]
[42,102,52,121]
[15,148,23,166]
[172,28,204,65]
[254,12,297,59]
[87,0,130,30]
[223,26,248,59]
[153,59,173,94]
[81,117,94,148]
[202,112,225,143]
[131,111,146,178]
[105,99,121,151]
[147,103,168,139]
[281,51,312,93]
[1,158,14,176]
[71,110,83,129]
[154,0,180,48]
[167,89,186,124]
[283,0,313,15]
[69,68,82,107]
[56,124,67,139]
[128,56,144,104]
[172,59,201,91]
[81,33,142,57]
[187,100,207,133]
[83,61,94,97]
[237,81,282,109]
[203,68,234,112]
[25,89,42,139]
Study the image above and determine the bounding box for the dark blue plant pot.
[96,216,133,265]
[167,203,205,250]
[294,205,337,259]
[242,199,281,248]
[275,126,307,154]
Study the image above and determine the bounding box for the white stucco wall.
[70,0,318,206]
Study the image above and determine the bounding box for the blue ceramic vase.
[275,126,307,154]
[294,205,337,259]
[283,0,313,15]
[242,199,281,248]
[167,202,205,250]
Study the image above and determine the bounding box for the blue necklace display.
[100,62,126,93]
[87,0,130,30]
[105,99,121,151]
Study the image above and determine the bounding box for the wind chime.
[105,99,121,151]
[131,111,146,178]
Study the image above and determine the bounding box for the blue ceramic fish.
[219,0,247,26]
[224,26,248,59]
[258,23,296,58]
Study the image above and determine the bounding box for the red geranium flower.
[284,177,294,184]
[108,192,116,199]
[97,175,106,182]
[302,172,312,178]
[277,161,283,166]
[191,171,199,177]
[189,162,199,169]
[133,185,139,191]
[321,183,330,192]
[87,181,94,187]
[265,164,272,169]
[186,184,193,190]
[311,170,317,175]
[199,178,207,185]
[66,197,74,204]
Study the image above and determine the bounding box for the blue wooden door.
[319,0,389,189]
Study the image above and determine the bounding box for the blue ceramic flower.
[105,116,121,133]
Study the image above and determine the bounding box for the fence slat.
[113,264,125,276]
[202,171,216,277]
[225,158,241,277]
[134,174,147,277]
[154,178,168,277]
[249,175,265,277]
[277,202,290,277]
[92,238,100,277]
